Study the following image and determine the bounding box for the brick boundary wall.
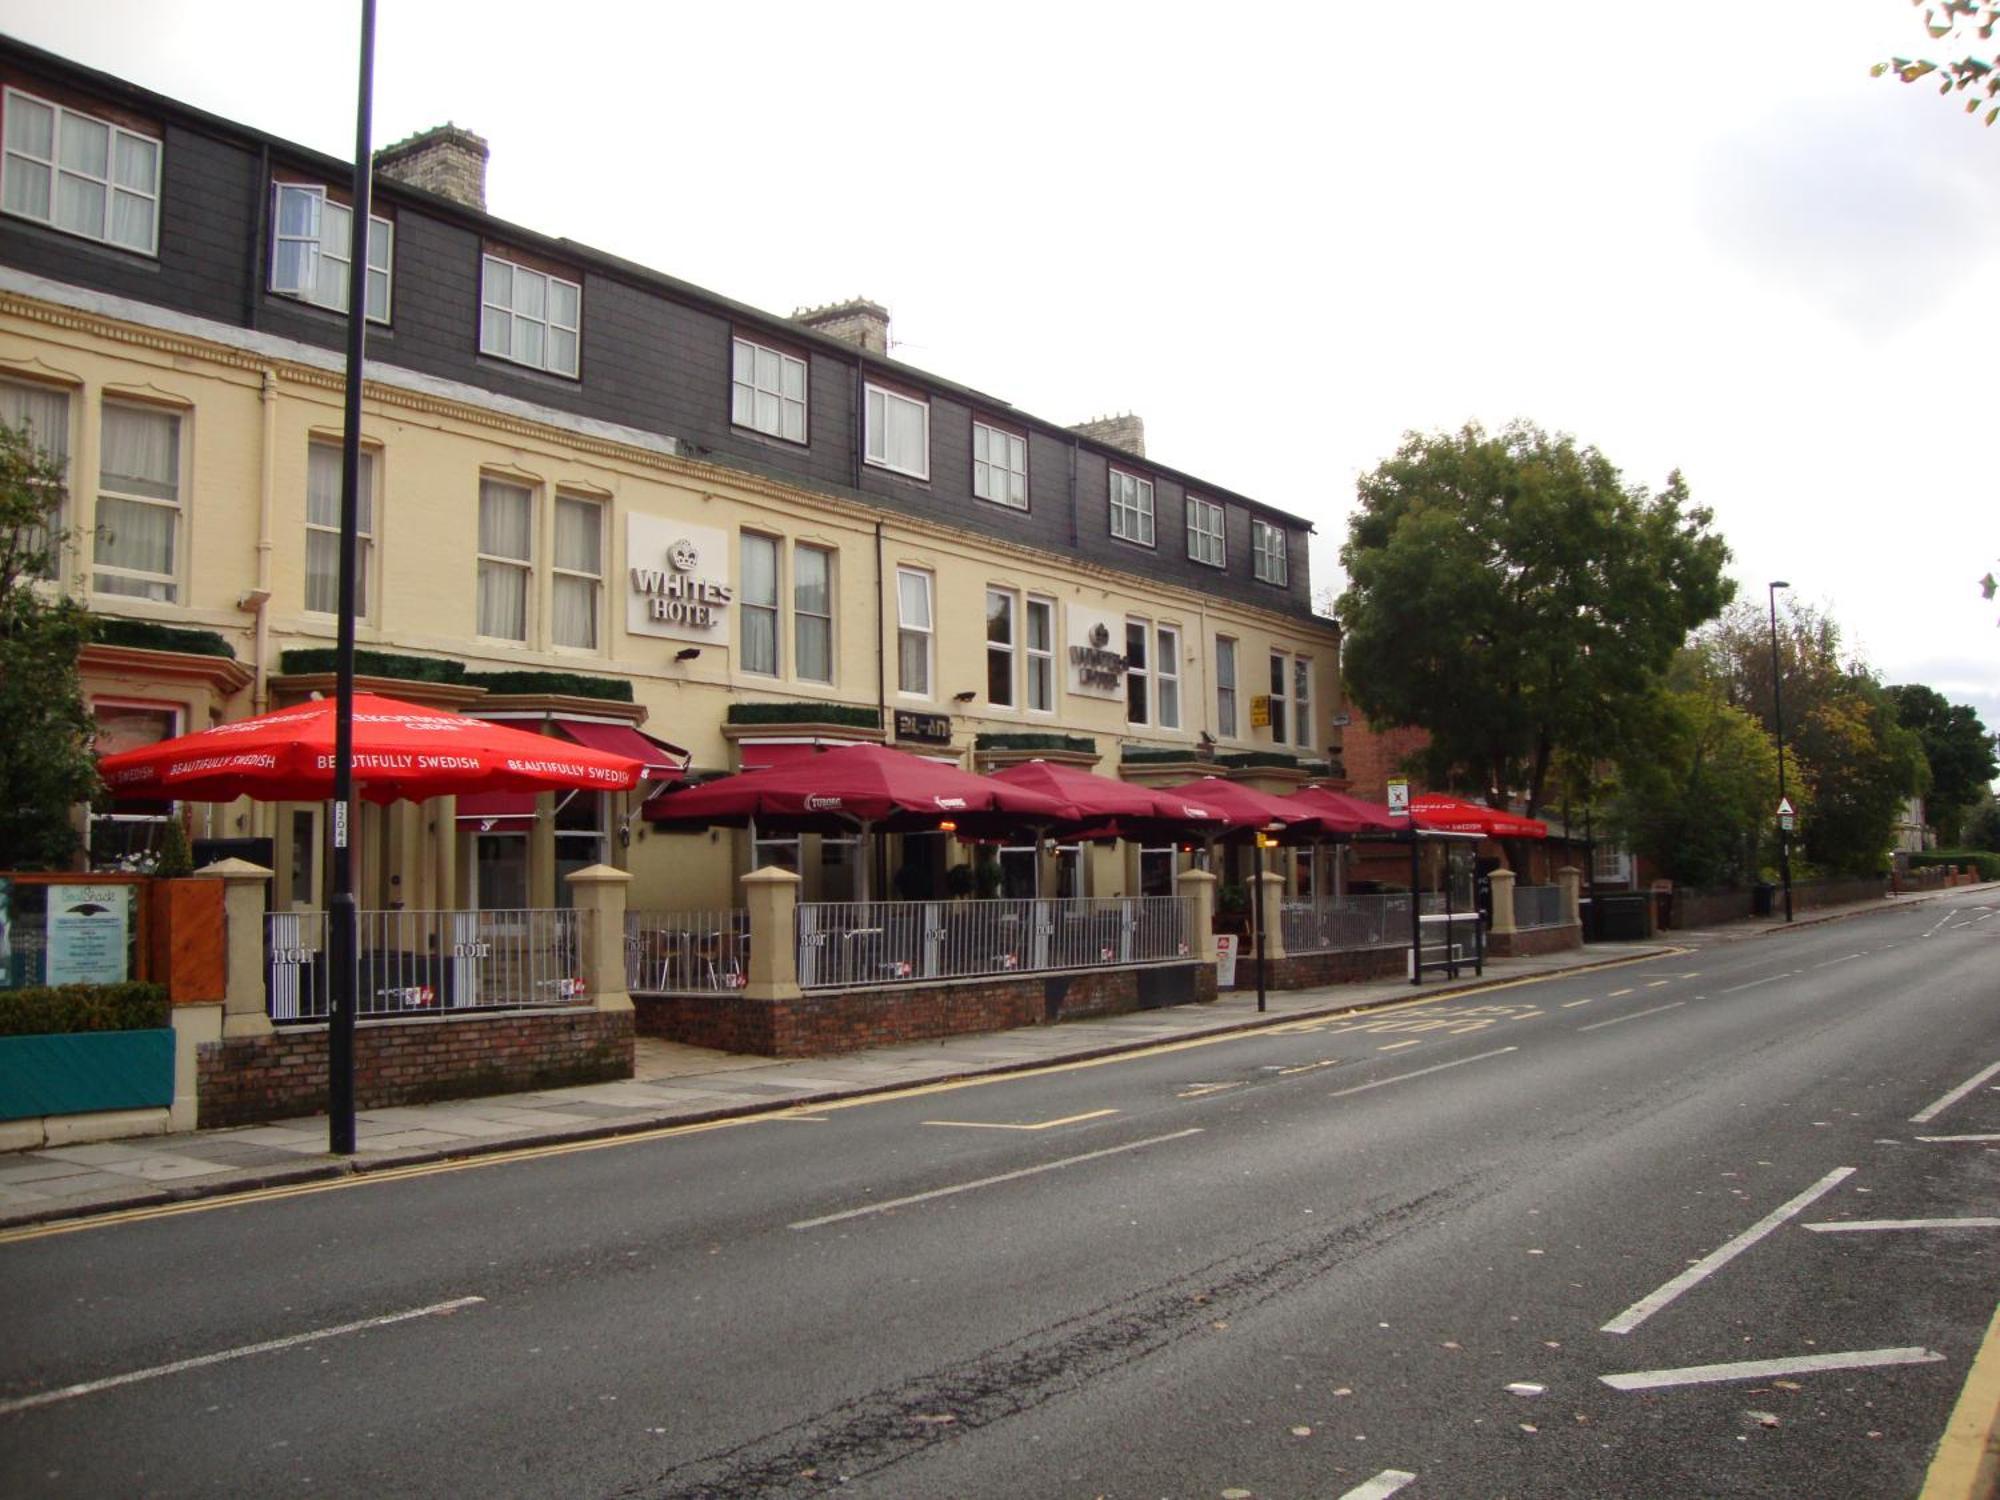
[1487,923,1581,959]
[635,963,1216,1057]
[1255,946,1409,990]
[1675,876,1889,929]
[197,1009,633,1128]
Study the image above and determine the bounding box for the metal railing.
[1514,885,1566,929]
[796,896,1192,990]
[266,908,583,1022]
[1280,893,1417,954]
[626,909,749,993]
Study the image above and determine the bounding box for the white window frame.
[1267,651,1290,745]
[0,377,72,572]
[1293,655,1313,750]
[1110,469,1155,547]
[1125,617,1151,726]
[1157,624,1181,730]
[896,566,934,698]
[732,336,807,443]
[1252,519,1289,585]
[986,587,1017,708]
[93,400,183,603]
[1186,496,1225,567]
[865,383,930,480]
[480,254,581,378]
[87,698,181,869]
[1215,636,1238,739]
[305,440,375,619]
[551,493,603,651]
[1025,595,1055,714]
[476,476,534,642]
[973,420,1027,509]
[794,542,834,685]
[2,88,160,255]
[271,184,392,322]
[740,531,781,678]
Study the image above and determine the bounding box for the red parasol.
[989,761,1229,837]
[1408,792,1547,839]
[95,692,647,804]
[644,742,1073,835]
[1277,786,1406,838]
[1160,776,1309,832]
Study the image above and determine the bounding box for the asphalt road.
[4,897,1999,1498]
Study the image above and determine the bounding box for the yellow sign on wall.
[1249,694,1271,728]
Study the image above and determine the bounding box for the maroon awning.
[551,720,687,780]
[456,790,537,831]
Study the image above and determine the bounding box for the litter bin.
[1752,882,1774,917]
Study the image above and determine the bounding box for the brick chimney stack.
[1067,412,1146,458]
[375,125,489,211]
[793,298,891,355]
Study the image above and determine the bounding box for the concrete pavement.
[4,879,1990,1233]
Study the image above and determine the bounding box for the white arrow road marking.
[1335,1471,1419,1499]
[0,1297,486,1416]
[789,1129,1203,1229]
[922,1108,1118,1131]
[1578,1001,1684,1032]
[1912,1060,2000,1124]
[1327,1047,1518,1099]
[1602,1167,1856,1334]
[1602,1346,1942,1392]
[1804,1218,2000,1233]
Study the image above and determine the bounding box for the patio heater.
[328,0,377,1154]
[1252,823,1282,1013]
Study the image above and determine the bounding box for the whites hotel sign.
[626,515,733,644]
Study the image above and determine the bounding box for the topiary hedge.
[462,670,632,702]
[92,617,236,658]
[975,732,1096,754]
[0,982,170,1037]
[280,648,465,683]
[726,702,882,730]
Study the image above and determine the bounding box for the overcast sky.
[8,1,1996,735]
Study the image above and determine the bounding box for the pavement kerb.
[0,945,1684,1236]
[1922,1298,2000,1500]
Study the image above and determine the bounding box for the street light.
[1768,581,1794,923]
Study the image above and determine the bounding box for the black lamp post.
[1768,580,1794,924]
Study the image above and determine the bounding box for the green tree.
[1888,683,1999,843]
[0,421,98,868]
[1691,600,1929,876]
[1873,2,1998,127]
[1607,682,1784,889]
[1336,421,1735,831]
[1965,789,2000,850]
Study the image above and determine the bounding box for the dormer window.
[481,254,580,377]
[2,88,160,254]
[272,184,392,321]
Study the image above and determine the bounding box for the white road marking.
[1911,1060,2000,1124]
[788,1129,1204,1229]
[1561,997,1596,1008]
[1717,973,1787,995]
[1916,1134,2000,1144]
[923,1108,1118,1131]
[1609,987,1635,997]
[1601,1167,1856,1334]
[1378,1040,1422,1052]
[1327,1047,1519,1100]
[1647,980,1672,988]
[1812,954,1865,969]
[1601,1346,1942,1392]
[1804,1218,2000,1233]
[1577,1001,1685,1032]
[1336,1471,1418,1499]
[0,1296,486,1416]
[1924,911,1960,938]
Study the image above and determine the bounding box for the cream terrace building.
[0,37,1343,915]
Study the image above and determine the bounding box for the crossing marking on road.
[789,1128,1205,1229]
[923,1108,1119,1131]
[1912,1060,2000,1124]
[1601,1346,1942,1392]
[1602,1166,1856,1334]
[1804,1218,2000,1233]
[1335,1471,1418,1499]
[0,1296,486,1416]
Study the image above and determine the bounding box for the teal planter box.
[0,1029,174,1121]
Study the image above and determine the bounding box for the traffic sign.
[1387,778,1410,815]
[1777,796,1794,816]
